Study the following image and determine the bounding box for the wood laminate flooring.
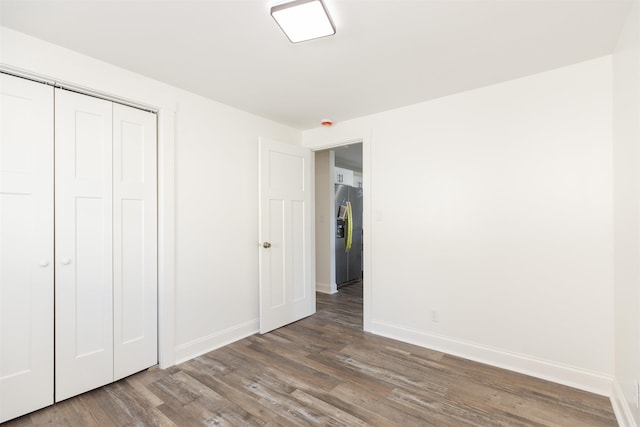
[4,282,617,426]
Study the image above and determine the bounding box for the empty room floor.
[5,282,617,426]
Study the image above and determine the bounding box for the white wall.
[0,27,302,366]
[2,22,624,407]
[612,0,640,425]
[172,91,300,362]
[304,57,615,395]
[315,150,336,294]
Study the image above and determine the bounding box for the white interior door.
[259,137,315,333]
[113,103,158,380]
[55,89,114,401]
[0,74,54,422]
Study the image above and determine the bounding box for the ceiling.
[333,143,362,172]
[0,0,632,130]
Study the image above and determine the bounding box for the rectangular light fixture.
[271,0,336,43]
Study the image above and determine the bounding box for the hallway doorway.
[314,143,363,300]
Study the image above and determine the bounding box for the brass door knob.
[262,242,271,248]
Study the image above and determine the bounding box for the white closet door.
[0,75,54,422]
[113,104,157,380]
[55,89,114,401]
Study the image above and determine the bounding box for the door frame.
[308,136,372,332]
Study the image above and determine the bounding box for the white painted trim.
[316,282,337,294]
[370,320,613,396]
[0,64,157,113]
[361,130,373,332]
[328,150,337,296]
[611,380,638,427]
[157,109,176,368]
[310,150,318,315]
[312,138,364,151]
[174,319,259,365]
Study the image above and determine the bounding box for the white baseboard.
[370,320,613,397]
[316,281,337,294]
[611,380,639,427]
[174,318,259,365]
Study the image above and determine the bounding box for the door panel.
[55,89,114,401]
[113,103,158,381]
[0,74,54,423]
[74,197,110,356]
[259,137,314,334]
[291,200,306,301]
[268,199,286,308]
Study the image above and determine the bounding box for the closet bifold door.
[112,103,158,381]
[0,75,54,422]
[55,89,114,402]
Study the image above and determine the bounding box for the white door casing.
[0,74,54,423]
[113,103,158,380]
[54,89,114,401]
[258,137,315,334]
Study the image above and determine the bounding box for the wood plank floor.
[5,282,617,426]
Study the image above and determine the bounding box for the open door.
[259,137,315,333]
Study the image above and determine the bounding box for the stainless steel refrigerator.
[335,184,363,287]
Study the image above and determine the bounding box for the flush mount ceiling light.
[271,0,336,43]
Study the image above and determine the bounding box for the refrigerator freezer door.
[335,184,363,287]
[335,184,349,286]
[347,186,363,282]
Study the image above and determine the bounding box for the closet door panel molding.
[113,103,158,380]
[54,89,114,402]
[0,74,54,423]
[1,76,159,422]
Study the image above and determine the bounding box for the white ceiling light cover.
[271,0,336,43]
